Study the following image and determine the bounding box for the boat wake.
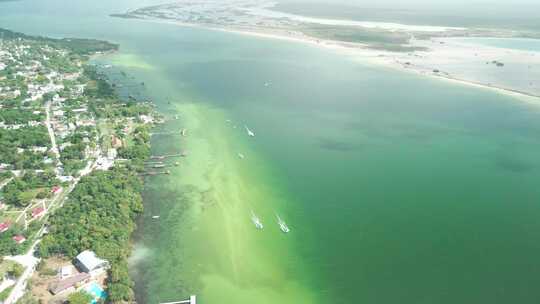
[251,211,264,229]
[276,214,290,233]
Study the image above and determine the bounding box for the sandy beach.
[128,16,540,106]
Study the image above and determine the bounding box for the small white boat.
[238,153,245,159]
[276,214,290,233]
[251,211,263,229]
[245,125,255,137]
[264,82,271,87]
[152,215,160,219]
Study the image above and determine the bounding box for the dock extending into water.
[150,152,187,160]
[160,295,196,304]
[140,170,170,176]
[150,131,182,136]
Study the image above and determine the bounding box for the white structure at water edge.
[160,295,197,304]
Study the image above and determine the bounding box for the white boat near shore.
[251,211,263,229]
[276,214,290,233]
[245,125,255,137]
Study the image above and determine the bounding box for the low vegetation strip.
[0,28,119,56]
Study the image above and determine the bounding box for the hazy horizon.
[275,0,540,29]
[280,0,540,9]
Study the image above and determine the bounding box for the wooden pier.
[144,161,165,165]
[160,295,196,304]
[151,131,183,136]
[144,163,177,169]
[140,170,170,176]
[149,164,166,168]
[150,152,187,160]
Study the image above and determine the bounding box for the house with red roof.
[32,207,45,219]
[111,135,123,148]
[12,235,26,244]
[51,186,63,194]
[0,222,10,233]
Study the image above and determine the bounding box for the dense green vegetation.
[0,126,50,149]
[0,221,42,256]
[1,171,58,207]
[67,291,93,304]
[0,109,44,124]
[0,28,118,55]
[0,126,51,169]
[39,167,144,302]
[118,125,151,161]
[60,143,87,175]
[0,287,14,301]
[0,150,50,170]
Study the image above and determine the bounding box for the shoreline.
[119,16,540,105]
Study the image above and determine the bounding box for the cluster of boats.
[251,211,290,233]
[237,125,289,233]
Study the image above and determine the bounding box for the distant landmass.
[0,28,118,54]
[272,3,540,31]
[111,0,540,98]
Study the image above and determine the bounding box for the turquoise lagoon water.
[453,38,540,52]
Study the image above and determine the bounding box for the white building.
[95,157,113,171]
[139,114,153,124]
[58,175,74,182]
[59,265,73,280]
[107,148,117,160]
[74,250,109,277]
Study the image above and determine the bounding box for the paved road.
[4,236,42,304]
[44,101,59,160]
[0,177,13,190]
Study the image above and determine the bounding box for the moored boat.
[245,125,255,137]
[251,211,263,229]
[276,214,290,233]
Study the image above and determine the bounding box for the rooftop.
[75,250,108,272]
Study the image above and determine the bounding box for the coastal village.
[0,29,160,303]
